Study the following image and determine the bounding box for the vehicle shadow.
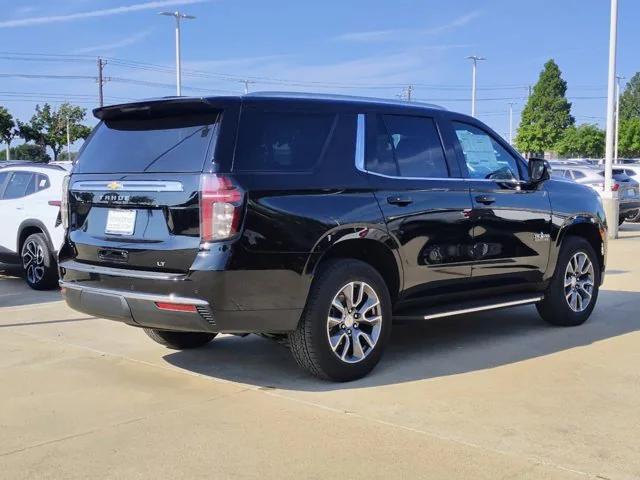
[163,289,640,391]
[0,263,61,308]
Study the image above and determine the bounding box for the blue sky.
[0,0,638,144]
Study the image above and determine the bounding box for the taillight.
[612,183,620,192]
[61,175,70,229]
[199,174,244,243]
[48,200,61,207]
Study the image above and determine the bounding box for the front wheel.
[537,236,600,326]
[144,329,217,349]
[288,259,392,382]
[625,209,640,223]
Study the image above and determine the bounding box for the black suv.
[59,93,607,381]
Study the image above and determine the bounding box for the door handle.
[475,195,496,205]
[387,196,413,206]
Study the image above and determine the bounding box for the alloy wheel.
[564,251,595,313]
[326,281,382,364]
[22,240,46,285]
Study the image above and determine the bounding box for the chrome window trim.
[71,180,184,192]
[353,113,520,184]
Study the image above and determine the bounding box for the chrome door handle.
[387,196,413,206]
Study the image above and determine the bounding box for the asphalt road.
[2,225,640,479]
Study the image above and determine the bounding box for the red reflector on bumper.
[154,302,198,313]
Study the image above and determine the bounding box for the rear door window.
[75,113,220,173]
[3,171,35,199]
[366,114,449,178]
[234,110,337,172]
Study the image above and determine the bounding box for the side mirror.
[528,158,550,184]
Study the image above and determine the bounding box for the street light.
[467,55,486,117]
[615,74,625,162]
[603,0,619,239]
[159,11,196,96]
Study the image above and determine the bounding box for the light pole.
[615,74,625,162]
[603,0,619,238]
[508,102,516,145]
[66,117,71,161]
[159,11,196,96]
[467,55,486,117]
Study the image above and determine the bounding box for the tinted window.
[3,172,35,199]
[573,170,586,179]
[0,171,9,193]
[36,174,50,191]
[453,122,520,180]
[234,110,336,172]
[366,115,448,178]
[76,113,219,173]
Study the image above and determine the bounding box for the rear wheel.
[537,236,600,326]
[289,259,392,382]
[144,329,217,349]
[618,215,625,226]
[21,233,58,290]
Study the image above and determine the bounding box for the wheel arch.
[17,219,54,254]
[553,215,606,281]
[304,226,403,304]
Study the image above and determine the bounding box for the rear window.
[75,113,219,173]
[234,110,337,172]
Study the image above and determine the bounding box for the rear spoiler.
[93,96,240,121]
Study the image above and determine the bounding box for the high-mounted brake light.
[199,174,244,243]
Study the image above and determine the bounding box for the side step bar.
[393,295,543,321]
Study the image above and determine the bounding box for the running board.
[393,295,544,321]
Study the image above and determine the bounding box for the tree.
[619,72,640,121]
[0,106,17,160]
[618,118,640,157]
[18,103,91,162]
[58,151,79,162]
[8,143,51,163]
[556,124,605,158]
[515,59,574,156]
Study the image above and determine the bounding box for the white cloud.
[72,30,153,54]
[0,0,209,29]
[333,29,397,43]
[335,10,481,43]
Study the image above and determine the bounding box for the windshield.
[75,113,219,174]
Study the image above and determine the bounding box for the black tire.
[288,259,392,382]
[618,215,625,226]
[144,329,217,349]
[625,209,640,223]
[537,236,600,327]
[21,233,58,290]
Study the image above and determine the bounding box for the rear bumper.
[58,260,305,334]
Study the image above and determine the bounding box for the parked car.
[551,165,640,224]
[59,93,607,381]
[0,163,67,289]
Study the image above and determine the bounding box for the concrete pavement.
[1,225,640,479]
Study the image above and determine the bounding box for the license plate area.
[105,209,136,236]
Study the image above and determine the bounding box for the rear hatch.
[68,99,223,273]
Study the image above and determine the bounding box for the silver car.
[551,165,640,225]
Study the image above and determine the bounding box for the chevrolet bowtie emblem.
[107,181,123,191]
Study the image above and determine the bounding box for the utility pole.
[405,85,413,101]
[467,55,486,117]
[615,74,625,162]
[603,0,619,239]
[66,116,71,161]
[159,11,196,96]
[243,80,252,94]
[508,102,515,145]
[97,57,106,107]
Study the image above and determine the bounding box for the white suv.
[0,163,68,289]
